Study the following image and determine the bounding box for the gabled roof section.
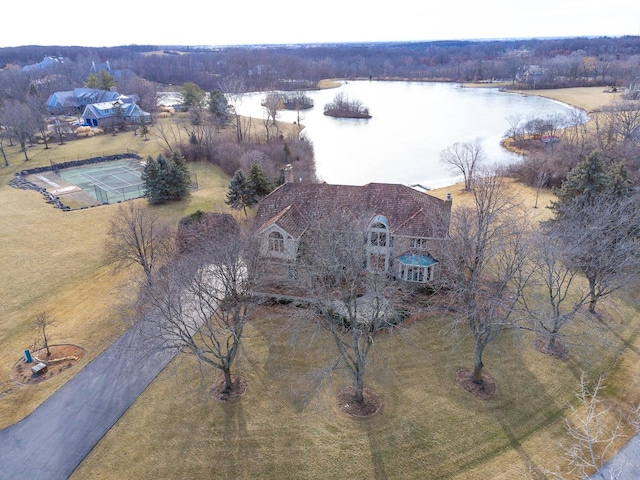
[258,204,308,240]
[253,182,450,238]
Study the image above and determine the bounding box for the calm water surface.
[237,81,585,189]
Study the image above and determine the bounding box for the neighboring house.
[253,181,452,285]
[46,88,122,114]
[89,60,136,80]
[82,99,151,126]
[22,56,64,72]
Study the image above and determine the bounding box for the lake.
[236,81,586,189]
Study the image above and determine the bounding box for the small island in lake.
[261,92,314,111]
[283,92,314,110]
[323,92,372,119]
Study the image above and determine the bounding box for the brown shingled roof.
[254,183,450,238]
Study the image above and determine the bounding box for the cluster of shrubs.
[157,106,175,118]
[75,126,104,137]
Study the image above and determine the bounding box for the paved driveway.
[0,320,177,480]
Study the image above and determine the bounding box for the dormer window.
[268,231,285,252]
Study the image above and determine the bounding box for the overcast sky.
[2,0,639,48]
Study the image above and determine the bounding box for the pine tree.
[550,150,609,218]
[225,170,256,216]
[247,163,274,197]
[550,150,634,220]
[142,152,190,204]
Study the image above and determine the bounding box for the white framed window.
[410,238,427,249]
[369,223,387,246]
[268,231,285,252]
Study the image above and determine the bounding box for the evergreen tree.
[142,152,190,204]
[208,89,230,131]
[247,163,274,197]
[180,82,205,108]
[550,150,634,220]
[551,150,608,212]
[225,170,256,216]
[85,69,116,90]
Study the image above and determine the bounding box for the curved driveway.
[0,321,177,480]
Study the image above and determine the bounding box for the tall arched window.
[367,215,391,272]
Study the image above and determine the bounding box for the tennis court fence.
[94,184,146,204]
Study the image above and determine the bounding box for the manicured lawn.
[71,301,640,479]
[0,120,234,428]
[1,92,639,478]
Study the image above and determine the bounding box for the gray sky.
[2,0,639,48]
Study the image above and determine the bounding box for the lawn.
[70,300,640,479]
[1,93,640,479]
[0,119,234,428]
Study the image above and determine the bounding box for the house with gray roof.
[46,88,122,114]
[253,181,452,285]
[82,99,151,126]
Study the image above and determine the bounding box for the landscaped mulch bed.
[336,386,383,417]
[10,344,85,385]
[455,368,497,399]
[210,374,248,401]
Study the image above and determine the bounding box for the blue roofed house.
[252,180,452,286]
[46,88,121,114]
[22,56,64,72]
[82,98,151,126]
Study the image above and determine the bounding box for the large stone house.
[253,181,452,285]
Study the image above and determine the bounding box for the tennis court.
[58,159,146,204]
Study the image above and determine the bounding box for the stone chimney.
[284,164,294,183]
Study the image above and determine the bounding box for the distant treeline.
[2,36,640,96]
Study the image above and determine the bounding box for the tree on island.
[323,92,371,119]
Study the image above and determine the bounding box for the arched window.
[367,215,390,272]
[268,231,285,252]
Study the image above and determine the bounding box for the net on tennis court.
[59,159,146,203]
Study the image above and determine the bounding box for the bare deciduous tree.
[296,212,404,407]
[0,99,35,161]
[440,138,485,191]
[549,192,640,315]
[33,311,56,357]
[438,173,533,386]
[546,372,639,480]
[104,202,174,287]
[528,232,591,358]
[219,76,249,143]
[141,227,258,394]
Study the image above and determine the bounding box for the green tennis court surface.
[59,159,145,203]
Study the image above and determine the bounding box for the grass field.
[0,118,234,427]
[1,92,640,479]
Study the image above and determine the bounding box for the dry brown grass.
[71,300,640,480]
[521,86,622,113]
[2,98,640,479]
[0,121,233,428]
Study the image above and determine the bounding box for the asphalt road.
[588,434,640,479]
[0,320,177,480]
